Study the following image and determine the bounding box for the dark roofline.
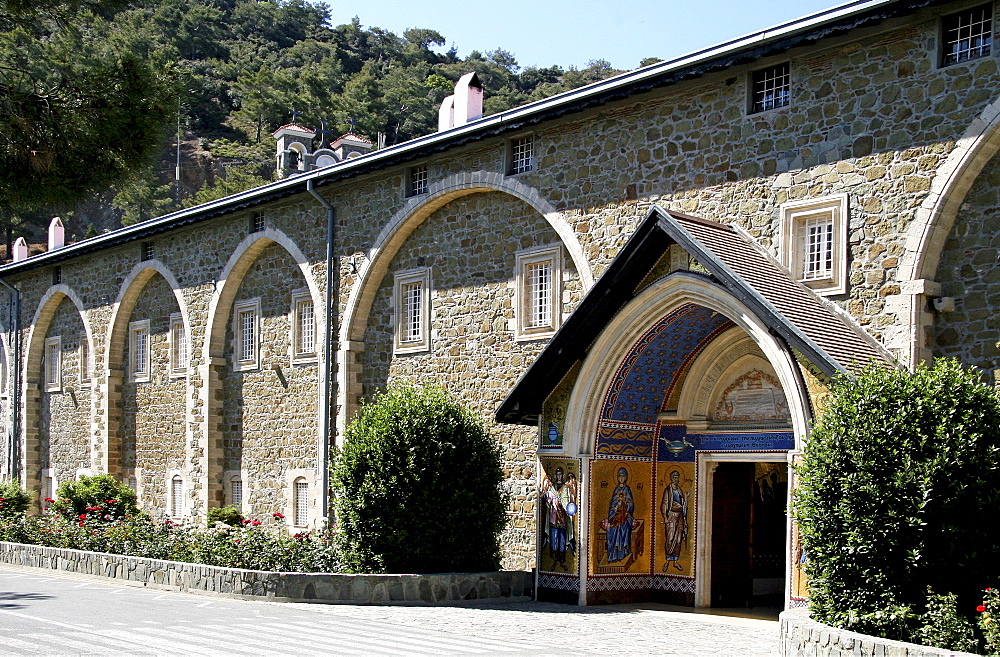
[0,0,942,276]
[495,207,894,426]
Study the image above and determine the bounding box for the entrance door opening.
[710,461,787,608]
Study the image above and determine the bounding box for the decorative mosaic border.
[538,573,581,591]
[586,574,695,593]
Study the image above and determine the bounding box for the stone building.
[2,0,999,608]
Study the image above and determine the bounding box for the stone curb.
[0,541,533,605]
[780,608,980,657]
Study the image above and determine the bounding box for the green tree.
[794,360,1000,645]
[332,384,508,574]
[182,164,269,208]
[113,171,176,225]
[0,0,177,218]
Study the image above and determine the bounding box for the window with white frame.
[750,62,790,114]
[79,339,90,385]
[941,3,993,66]
[509,136,534,174]
[393,268,431,354]
[169,313,187,375]
[231,476,243,511]
[291,290,316,361]
[293,478,309,527]
[515,246,562,340]
[129,320,151,382]
[44,336,61,392]
[780,194,848,296]
[233,298,261,371]
[41,469,56,506]
[170,475,184,518]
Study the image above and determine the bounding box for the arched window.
[230,476,243,511]
[293,478,308,527]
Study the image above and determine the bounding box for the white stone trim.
[232,298,261,372]
[43,335,61,392]
[127,319,151,383]
[561,272,813,458]
[513,244,562,342]
[392,267,431,355]
[778,193,848,296]
[284,468,315,529]
[289,288,317,365]
[168,470,186,520]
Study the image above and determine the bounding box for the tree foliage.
[794,359,1000,645]
[332,384,508,574]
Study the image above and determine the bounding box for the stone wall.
[933,153,1000,376]
[779,608,978,657]
[0,541,533,605]
[3,2,1000,571]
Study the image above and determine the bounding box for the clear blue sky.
[324,0,850,71]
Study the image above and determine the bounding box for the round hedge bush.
[795,359,1000,642]
[332,384,508,574]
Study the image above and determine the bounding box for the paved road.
[0,564,779,656]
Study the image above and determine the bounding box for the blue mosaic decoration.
[658,425,695,462]
[691,432,795,451]
[596,422,656,458]
[601,304,732,424]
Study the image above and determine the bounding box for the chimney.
[438,72,483,131]
[12,237,27,262]
[48,217,65,251]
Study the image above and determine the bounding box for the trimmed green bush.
[795,359,1000,645]
[0,479,30,520]
[207,505,244,527]
[332,384,508,574]
[50,474,139,521]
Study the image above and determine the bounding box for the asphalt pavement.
[0,563,779,656]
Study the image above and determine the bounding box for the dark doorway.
[710,461,787,608]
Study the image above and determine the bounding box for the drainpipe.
[307,179,335,527]
[0,277,19,482]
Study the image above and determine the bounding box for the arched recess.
[201,227,322,515]
[101,260,190,487]
[22,284,93,506]
[560,272,811,607]
[338,171,593,433]
[893,96,1000,365]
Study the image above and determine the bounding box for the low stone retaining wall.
[780,608,979,657]
[0,542,533,605]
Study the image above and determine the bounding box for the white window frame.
[290,289,317,364]
[169,473,184,519]
[407,165,429,197]
[285,469,314,529]
[779,194,848,296]
[749,61,791,114]
[508,135,534,175]
[940,3,993,67]
[128,320,151,383]
[393,268,431,355]
[41,468,57,507]
[223,469,246,512]
[514,245,562,341]
[233,298,261,371]
[169,312,188,377]
[44,336,61,392]
[79,338,90,387]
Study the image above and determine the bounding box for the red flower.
[251,519,262,526]
[105,500,117,504]
[988,588,994,592]
[272,513,284,519]
[44,498,55,503]
[242,519,251,524]
[979,605,987,613]
[78,513,87,520]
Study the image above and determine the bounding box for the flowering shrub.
[979,588,1000,653]
[0,509,340,573]
[49,475,139,521]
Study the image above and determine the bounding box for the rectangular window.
[408,165,428,196]
[294,480,309,527]
[509,136,534,174]
[171,476,184,518]
[250,212,265,234]
[141,241,155,261]
[231,478,243,511]
[129,320,150,382]
[942,4,993,66]
[515,246,562,340]
[780,194,848,296]
[233,299,261,370]
[750,62,790,114]
[51,266,61,286]
[79,339,90,385]
[169,313,187,375]
[291,291,316,361]
[44,336,61,392]
[393,269,431,354]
